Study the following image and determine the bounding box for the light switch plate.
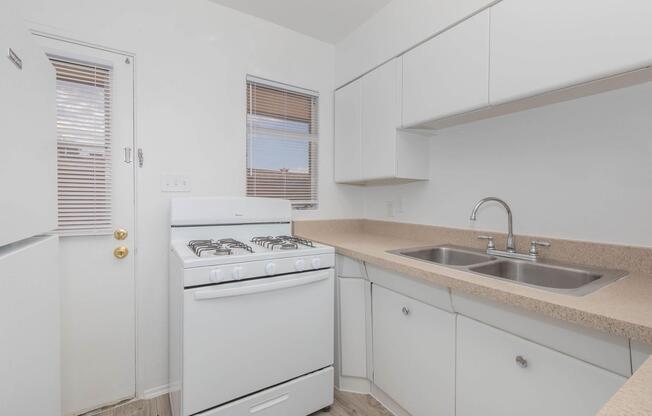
[161,174,191,192]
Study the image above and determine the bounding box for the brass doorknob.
[114,229,128,240]
[114,246,129,259]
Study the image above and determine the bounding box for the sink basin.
[387,244,627,296]
[389,245,495,266]
[469,260,603,289]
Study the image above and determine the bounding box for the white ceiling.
[208,0,394,43]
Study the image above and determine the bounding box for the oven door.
[182,269,334,416]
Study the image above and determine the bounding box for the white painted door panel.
[338,277,367,378]
[35,36,136,415]
[361,58,401,180]
[0,236,60,416]
[372,285,455,416]
[334,78,363,183]
[456,316,626,416]
[402,9,490,126]
[0,4,56,247]
[490,0,652,104]
[184,271,334,416]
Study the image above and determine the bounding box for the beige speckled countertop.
[293,219,652,416]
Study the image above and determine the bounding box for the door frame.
[29,28,143,403]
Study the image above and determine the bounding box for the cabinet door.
[334,78,363,183]
[0,5,57,246]
[490,0,652,104]
[402,9,490,127]
[338,277,368,378]
[361,58,401,180]
[457,316,626,416]
[372,285,455,416]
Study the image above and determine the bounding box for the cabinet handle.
[401,306,410,316]
[515,355,528,368]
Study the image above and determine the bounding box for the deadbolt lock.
[114,229,128,240]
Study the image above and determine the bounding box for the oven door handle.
[193,272,329,300]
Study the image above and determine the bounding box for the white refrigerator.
[0,2,61,415]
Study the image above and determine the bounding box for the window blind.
[246,77,319,209]
[49,57,113,234]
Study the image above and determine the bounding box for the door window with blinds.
[246,77,319,209]
[49,56,113,234]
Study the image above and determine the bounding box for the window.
[246,77,319,209]
[49,56,113,234]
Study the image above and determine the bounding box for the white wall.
[18,0,363,397]
[335,0,494,86]
[363,82,652,247]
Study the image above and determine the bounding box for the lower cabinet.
[338,276,369,379]
[456,315,626,416]
[372,284,455,416]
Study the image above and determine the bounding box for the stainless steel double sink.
[387,245,628,296]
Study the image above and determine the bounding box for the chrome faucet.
[470,197,550,261]
[469,197,515,252]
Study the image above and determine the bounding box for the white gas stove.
[169,197,334,416]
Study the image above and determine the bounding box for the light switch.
[161,174,191,192]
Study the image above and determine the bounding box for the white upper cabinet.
[457,316,626,416]
[0,5,57,246]
[361,58,402,180]
[334,58,429,185]
[334,78,363,183]
[402,9,490,127]
[490,0,652,104]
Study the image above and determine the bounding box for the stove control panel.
[183,253,335,287]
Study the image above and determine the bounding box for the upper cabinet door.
[334,78,363,183]
[402,9,490,127]
[490,0,652,104]
[0,5,57,246]
[361,58,401,180]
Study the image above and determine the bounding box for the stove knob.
[311,258,321,269]
[209,269,223,283]
[232,266,244,280]
[265,263,276,276]
[295,259,306,271]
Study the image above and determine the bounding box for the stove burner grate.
[250,235,315,251]
[187,239,253,257]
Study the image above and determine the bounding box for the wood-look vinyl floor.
[87,390,389,416]
[313,390,393,416]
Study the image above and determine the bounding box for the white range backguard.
[169,197,335,416]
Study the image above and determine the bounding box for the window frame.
[245,76,319,210]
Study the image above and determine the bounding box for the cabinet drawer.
[457,316,626,416]
[372,285,455,416]
[452,291,631,376]
[198,367,333,416]
[367,264,452,312]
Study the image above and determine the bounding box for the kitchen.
[1,0,652,415]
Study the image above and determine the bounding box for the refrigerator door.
[0,3,57,247]
[0,235,61,416]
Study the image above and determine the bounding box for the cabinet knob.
[401,306,410,316]
[515,355,528,368]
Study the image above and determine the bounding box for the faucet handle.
[529,240,551,256]
[478,235,496,250]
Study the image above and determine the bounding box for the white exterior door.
[35,35,136,415]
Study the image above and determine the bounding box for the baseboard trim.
[338,376,371,394]
[370,384,410,416]
[142,384,171,400]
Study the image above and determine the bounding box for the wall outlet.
[161,174,191,192]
